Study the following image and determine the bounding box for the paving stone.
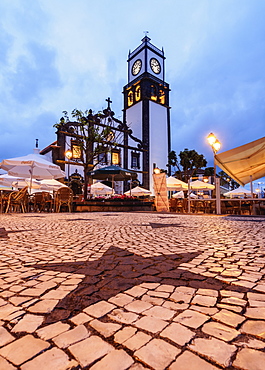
[141,294,164,306]
[216,303,243,313]
[126,286,147,298]
[174,309,209,328]
[170,291,193,304]
[90,349,134,370]
[123,331,151,351]
[169,350,220,370]
[155,284,175,293]
[11,314,43,333]
[108,308,139,324]
[220,290,245,299]
[83,300,116,318]
[240,320,265,339]
[135,316,168,333]
[162,301,189,311]
[125,300,152,314]
[53,324,90,348]
[20,347,76,370]
[68,335,114,368]
[245,307,265,319]
[235,338,265,349]
[189,336,237,368]
[109,293,135,307]
[191,294,217,307]
[0,304,19,320]
[197,288,219,297]
[202,321,240,341]
[160,322,195,346]
[89,319,121,337]
[27,299,59,313]
[135,338,181,370]
[233,348,265,370]
[0,334,50,366]
[0,356,16,370]
[213,309,245,327]
[142,305,175,320]
[0,327,15,346]
[114,326,137,344]
[221,297,247,306]
[70,312,92,325]
[190,305,219,315]
[147,291,170,298]
[247,292,265,301]
[36,321,70,340]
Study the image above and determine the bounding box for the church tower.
[123,36,171,191]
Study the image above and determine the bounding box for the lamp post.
[65,150,72,185]
[207,133,221,214]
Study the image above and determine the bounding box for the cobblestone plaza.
[0,212,265,369]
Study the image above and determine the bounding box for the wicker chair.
[5,187,29,213]
[54,187,73,212]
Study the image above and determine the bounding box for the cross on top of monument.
[106,97,112,109]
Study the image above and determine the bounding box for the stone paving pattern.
[0,212,264,369]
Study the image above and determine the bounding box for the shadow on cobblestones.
[30,246,250,325]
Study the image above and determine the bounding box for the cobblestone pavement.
[0,212,265,370]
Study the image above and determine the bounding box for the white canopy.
[215,136,265,186]
[166,176,188,190]
[0,153,65,180]
[124,186,152,196]
[223,187,254,198]
[91,182,113,195]
[172,191,184,199]
[190,180,215,190]
[39,179,68,191]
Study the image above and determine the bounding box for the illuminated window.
[135,85,141,101]
[150,85,157,101]
[111,150,120,165]
[159,89,165,104]
[128,90,133,106]
[71,141,82,159]
[131,152,140,169]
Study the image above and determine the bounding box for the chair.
[42,192,53,212]
[54,187,73,212]
[5,187,29,213]
[31,192,43,212]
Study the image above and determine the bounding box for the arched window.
[135,85,141,101]
[150,85,157,101]
[128,90,134,106]
[159,89,165,104]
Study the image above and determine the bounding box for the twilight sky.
[0,0,264,184]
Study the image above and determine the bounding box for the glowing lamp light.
[153,168,160,174]
[65,150,73,160]
[207,132,217,146]
[212,139,221,153]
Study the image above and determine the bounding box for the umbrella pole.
[130,176,132,196]
[188,178,191,213]
[29,165,34,195]
[111,175,114,195]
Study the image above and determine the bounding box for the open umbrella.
[39,179,68,191]
[223,187,253,198]
[190,180,215,190]
[89,165,137,193]
[172,191,185,199]
[124,186,151,197]
[0,153,65,194]
[0,174,41,189]
[166,176,188,191]
[91,182,114,196]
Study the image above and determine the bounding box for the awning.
[215,136,265,186]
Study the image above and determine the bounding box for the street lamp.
[65,150,72,184]
[207,133,221,214]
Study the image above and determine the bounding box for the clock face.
[150,58,161,74]
[132,59,142,76]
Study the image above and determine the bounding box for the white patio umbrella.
[190,180,215,190]
[172,191,185,199]
[223,187,253,198]
[166,176,188,191]
[0,174,41,189]
[90,182,114,196]
[124,186,152,196]
[39,179,68,191]
[0,153,65,194]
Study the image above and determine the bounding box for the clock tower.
[123,36,171,191]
